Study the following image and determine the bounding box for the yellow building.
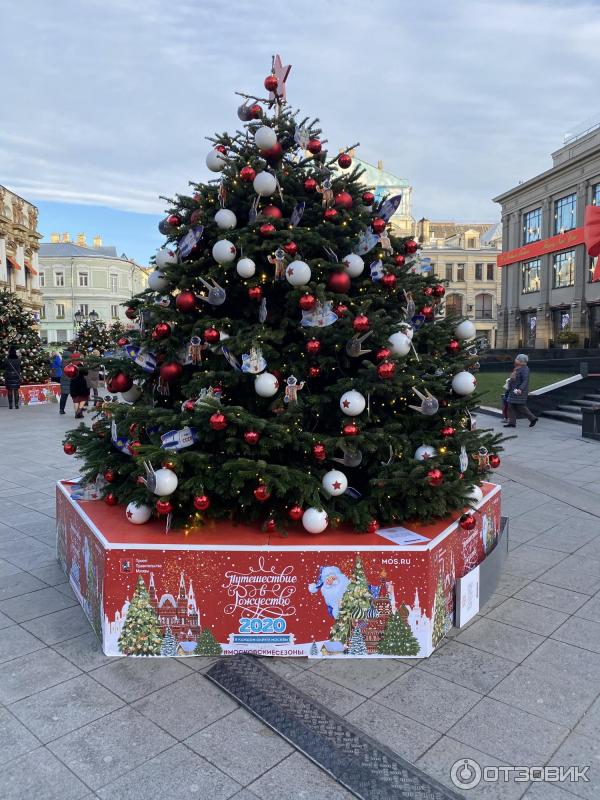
[0,186,43,313]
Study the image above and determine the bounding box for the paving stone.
[552,616,600,654]
[417,640,515,693]
[247,752,355,799]
[28,562,67,586]
[504,545,566,579]
[186,707,292,784]
[0,557,23,578]
[0,570,47,601]
[514,581,589,613]
[11,673,124,743]
[574,592,600,622]
[0,623,45,665]
[528,525,599,553]
[308,654,412,697]
[0,646,81,704]
[0,746,89,800]
[53,631,119,671]
[4,544,58,571]
[263,658,307,682]
[133,672,237,739]
[548,733,600,799]
[455,617,545,661]
[289,670,364,715]
[448,697,570,764]
[90,656,192,702]
[0,586,77,622]
[522,638,600,685]
[0,609,14,629]
[574,693,600,739]
[21,605,92,644]
[374,667,481,733]
[47,706,176,791]
[523,784,585,800]
[558,553,600,577]
[494,571,532,597]
[538,562,600,595]
[0,706,40,765]
[486,597,569,635]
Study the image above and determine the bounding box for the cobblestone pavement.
[0,402,599,799]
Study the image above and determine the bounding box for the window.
[445,293,463,317]
[56,303,65,319]
[475,263,483,280]
[110,274,118,293]
[40,305,46,320]
[475,293,493,319]
[554,193,577,234]
[553,249,575,288]
[593,184,600,206]
[54,271,64,287]
[590,256,599,283]
[467,237,476,248]
[523,313,537,347]
[78,272,89,287]
[56,329,68,343]
[523,207,541,243]
[39,272,45,288]
[445,263,453,282]
[78,303,89,316]
[456,263,465,281]
[487,263,495,281]
[522,258,541,293]
[111,304,119,319]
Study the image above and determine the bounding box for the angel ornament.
[284,375,305,404]
[316,178,334,208]
[268,248,287,281]
[409,387,439,416]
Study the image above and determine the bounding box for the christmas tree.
[74,319,118,353]
[160,625,177,656]
[349,624,368,655]
[118,576,163,656]
[194,627,222,656]
[0,289,48,384]
[64,59,501,532]
[377,607,420,656]
[431,576,446,647]
[309,641,318,656]
[330,556,372,644]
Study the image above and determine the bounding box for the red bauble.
[203,327,220,344]
[117,337,129,347]
[343,422,360,437]
[190,209,203,225]
[377,361,396,380]
[460,513,477,531]
[306,338,321,356]
[125,307,137,320]
[240,165,256,183]
[446,340,461,355]
[105,493,118,507]
[433,284,446,298]
[249,103,261,119]
[362,191,375,205]
[299,294,316,311]
[261,143,283,162]
[215,144,227,154]
[182,399,196,412]
[151,330,160,341]
[283,241,298,256]
[371,217,386,233]
[489,454,501,468]
[423,286,434,297]
[333,303,348,317]
[193,494,210,511]
[265,519,277,532]
[405,239,418,254]
[323,208,338,222]
[312,443,327,461]
[159,362,183,383]
[337,153,352,169]
[288,505,303,521]
[327,271,351,293]
[394,254,406,267]
[63,442,76,455]
[353,314,370,333]
[421,305,434,321]
[156,499,173,516]
[175,290,197,312]
[262,205,282,219]
[254,484,271,502]
[128,441,142,455]
[103,469,116,483]
[111,372,133,392]
[334,191,353,210]
[376,347,391,362]
[381,273,397,290]
[209,412,228,431]
[427,468,444,487]
[153,322,171,339]
[243,430,261,446]
[264,74,278,92]
[259,223,276,237]
[304,177,317,192]
[366,520,379,534]
[441,426,456,438]
[167,214,181,227]
[63,362,78,379]
[128,423,139,436]
[248,286,263,302]
[307,139,322,154]
[308,365,321,379]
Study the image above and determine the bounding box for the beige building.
[417,219,502,346]
[0,186,43,313]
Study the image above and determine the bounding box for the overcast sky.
[3,0,600,260]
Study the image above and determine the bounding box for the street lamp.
[89,309,99,322]
[73,310,83,327]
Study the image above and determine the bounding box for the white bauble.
[339,390,366,416]
[206,149,227,172]
[302,507,329,534]
[155,248,178,268]
[236,257,256,278]
[121,384,142,404]
[466,485,484,504]
[212,239,237,264]
[452,371,477,396]
[414,444,437,461]
[455,320,477,341]
[253,171,277,197]
[399,323,414,340]
[152,468,179,496]
[148,270,169,292]
[322,469,348,497]
[214,208,237,230]
[342,253,364,278]
[254,126,278,150]
[388,331,411,356]
[285,260,311,286]
[126,502,153,525]
[254,372,279,397]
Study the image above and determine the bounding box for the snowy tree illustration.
[309,641,318,656]
[349,625,368,655]
[330,556,372,645]
[160,625,177,656]
[377,607,420,656]
[194,628,222,656]
[431,576,447,647]
[118,576,162,656]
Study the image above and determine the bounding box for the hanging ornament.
[337,153,352,169]
[342,253,364,277]
[353,314,370,333]
[455,320,477,341]
[306,339,321,356]
[105,493,118,507]
[388,331,411,356]
[148,468,178,496]
[299,293,316,311]
[473,447,490,472]
[175,291,197,313]
[427,468,444,487]
[155,247,178,268]
[414,444,437,461]
[237,257,256,278]
[206,149,227,172]
[254,126,278,150]
[153,322,171,340]
[283,241,298,257]
[333,303,348,317]
[466,485,484,504]
[244,430,261,445]
[460,513,477,531]
[248,286,263,302]
[254,484,271,502]
[423,286,434,297]
[312,442,327,461]
[148,270,169,292]
[433,284,446,297]
[421,305,435,321]
[409,388,439,416]
[63,442,76,455]
[203,327,220,344]
[362,191,375,205]
[489,454,501,469]
[190,209,203,225]
[394,254,406,267]
[452,371,477,396]
[212,239,236,264]
[441,426,456,438]
[286,260,311,286]
[375,348,390,363]
[308,365,321,379]
[193,494,211,511]
[262,205,282,219]
[304,177,317,192]
[156,499,173,516]
[378,361,396,380]
[254,372,279,397]
[267,248,286,280]
[324,208,338,222]
[166,213,181,226]
[446,339,461,355]
[307,139,322,154]
[317,178,334,208]
[328,272,351,293]
[253,171,277,197]
[209,412,228,431]
[264,518,277,533]
[334,191,353,209]
[382,273,397,290]
[103,469,116,483]
[240,165,256,183]
[302,507,328,534]
[405,239,418,254]
[342,422,359,437]
[261,143,283,163]
[264,74,278,92]
[111,372,133,392]
[322,469,348,497]
[288,505,303,521]
[259,222,276,237]
[214,209,237,230]
[241,345,267,374]
[126,502,152,524]
[187,336,206,364]
[346,332,372,357]
[125,307,137,320]
[340,390,366,416]
[283,375,305,404]
[371,218,386,234]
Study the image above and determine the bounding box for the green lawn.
[475,371,574,408]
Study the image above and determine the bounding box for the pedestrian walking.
[86,350,103,405]
[504,353,538,428]
[50,351,62,382]
[2,345,22,409]
[69,365,90,419]
[59,345,75,415]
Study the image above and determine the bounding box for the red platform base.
[0,383,60,406]
[56,481,502,659]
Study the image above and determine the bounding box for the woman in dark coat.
[69,366,90,419]
[505,354,538,428]
[2,345,21,409]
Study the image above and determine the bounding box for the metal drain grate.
[206,654,463,800]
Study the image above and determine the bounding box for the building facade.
[38,234,148,343]
[493,127,600,349]
[355,158,414,235]
[0,186,42,313]
[417,221,502,346]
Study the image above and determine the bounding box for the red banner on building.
[498,227,585,267]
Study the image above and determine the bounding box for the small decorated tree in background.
[160,625,177,656]
[431,576,446,647]
[349,624,368,655]
[74,318,113,353]
[0,289,48,384]
[194,627,222,655]
[118,576,163,656]
[330,556,372,644]
[377,607,420,656]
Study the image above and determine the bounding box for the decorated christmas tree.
[64,58,501,533]
[160,625,177,656]
[0,289,48,384]
[194,627,222,656]
[349,624,369,655]
[431,576,447,647]
[309,641,318,656]
[330,556,372,644]
[118,576,163,655]
[377,607,420,656]
[74,318,116,353]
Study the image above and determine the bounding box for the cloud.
[2,0,600,223]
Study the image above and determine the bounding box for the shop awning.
[24,259,38,275]
[6,254,21,271]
